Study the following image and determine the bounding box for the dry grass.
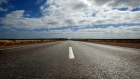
[0,39,63,49]
[0,40,50,45]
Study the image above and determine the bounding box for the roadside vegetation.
[0,40,53,45]
[0,39,66,49]
[0,39,140,49]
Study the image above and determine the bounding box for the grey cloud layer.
[89,0,140,8]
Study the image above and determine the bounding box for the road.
[0,41,140,79]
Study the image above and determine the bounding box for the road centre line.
[69,47,75,59]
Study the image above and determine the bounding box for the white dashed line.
[69,47,75,59]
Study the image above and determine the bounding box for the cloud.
[108,0,140,8]
[1,25,139,39]
[36,0,43,4]
[0,7,7,12]
[0,0,8,12]
[0,0,140,30]
[0,10,44,29]
[45,25,140,39]
[0,0,8,5]
[46,25,140,34]
[88,0,140,8]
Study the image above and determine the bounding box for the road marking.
[69,47,75,59]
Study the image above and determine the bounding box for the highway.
[0,41,140,79]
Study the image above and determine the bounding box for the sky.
[0,0,140,39]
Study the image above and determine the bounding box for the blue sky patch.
[113,7,128,11]
[131,7,140,11]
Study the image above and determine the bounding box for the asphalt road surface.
[0,41,140,79]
